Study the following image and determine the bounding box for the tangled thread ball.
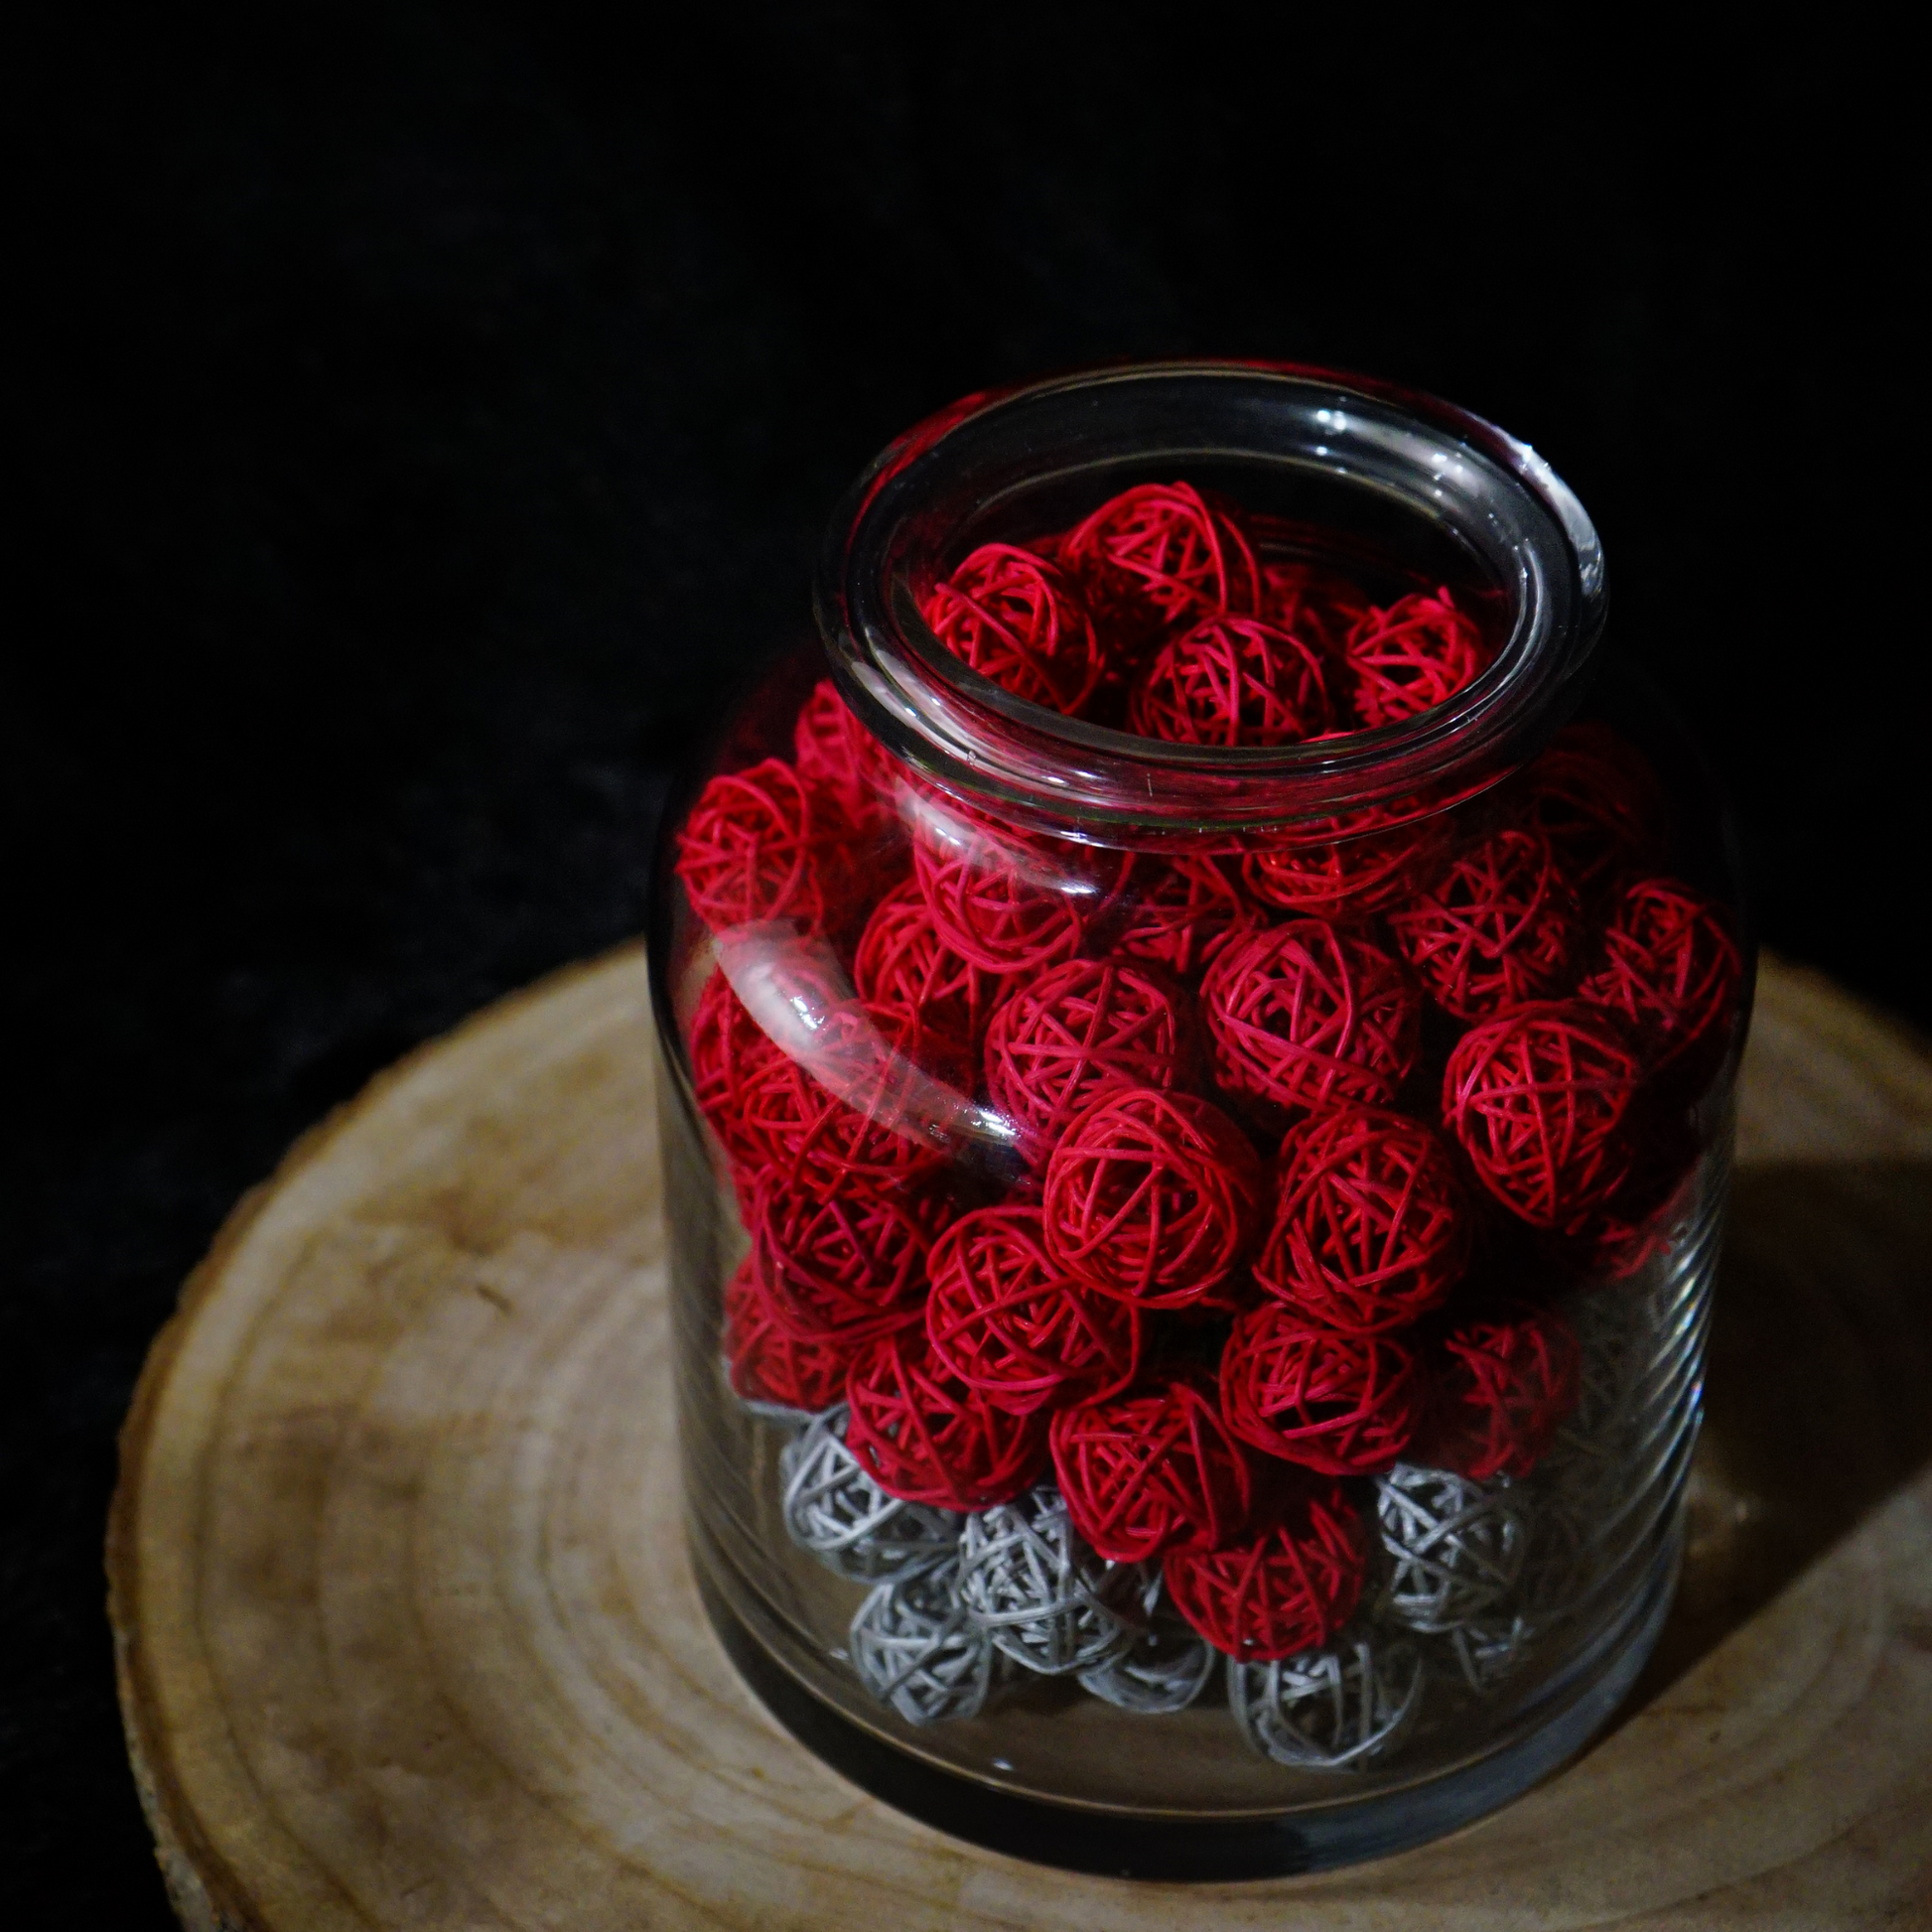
[1258,1105,1468,1332]
[1112,853,1256,979]
[1128,615,1333,747]
[753,1172,951,1341]
[1343,588,1489,728]
[923,1207,1140,1414]
[1388,825,1584,1019]
[913,838,1088,975]
[844,1332,1047,1510]
[1220,1304,1426,1474]
[984,958,1197,1169]
[1578,876,1742,1075]
[1229,1635,1425,1770]
[1041,1087,1264,1307]
[1373,1463,1530,1631]
[792,677,897,841]
[1240,810,1451,920]
[1514,723,1667,901]
[1425,1303,1583,1480]
[1202,921,1422,1119]
[722,1256,857,1416]
[920,542,1108,717]
[1060,481,1263,647]
[1442,1000,1642,1230]
[736,1000,970,1200]
[847,1559,995,1725]
[1049,1376,1253,1563]
[1162,1480,1367,1661]
[674,757,860,937]
[854,878,1016,1050]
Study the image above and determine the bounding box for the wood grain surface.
[108,948,1932,1930]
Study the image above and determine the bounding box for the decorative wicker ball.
[1372,1462,1530,1632]
[1076,1569,1217,1713]
[1578,876,1743,1076]
[1220,1304,1426,1475]
[1528,1293,1643,1518]
[1422,1302,1583,1481]
[753,1172,951,1342]
[1387,826,1584,1020]
[912,838,1088,975]
[984,958,1197,1169]
[1049,1375,1254,1562]
[1111,853,1257,979]
[923,1206,1141,1414]
[1240,810,1451,920]
[780,1405,964,1581]
[1513,722,1668,902]
[1342,587,1489,728]
[1059,481,1264,648]
[956,1484,1141,1675]
[673,756,863,937]
[1555,1116,1702,1280]
[919,542,1109,717]
[792,676,898,843]
[1257,1105,1470,1333]
[688,971,777,1171]
[1440,1614,1534,1696]
[721,1256,857,1419]
[1441,999,1642,1229]
[844,1332,1047,1510]
[847,1558,996,1725]
[1162,1479,1368,1661]
[1511,1491,1598,1631]
[1228,1633,1426,1770]
[735,1000,970,1200]
[1202,921,1422,1119]
[854,878,1017,1051]
[1040,1087,1265,1308]
[1260,558,1372,661]
[1128,615,1333,747]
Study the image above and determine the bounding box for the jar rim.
[815,361,1606,845]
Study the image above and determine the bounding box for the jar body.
[650,368,1750,1876]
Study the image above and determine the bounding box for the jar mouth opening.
[816,362,1605,845]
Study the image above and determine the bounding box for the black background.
[7,7,1916,1918]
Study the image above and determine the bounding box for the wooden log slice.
[108,948,1932,1930]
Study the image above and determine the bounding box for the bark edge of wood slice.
[108,946,1932,1931]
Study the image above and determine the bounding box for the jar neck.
[816,362,1605,849]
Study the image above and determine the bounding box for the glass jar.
[648,362,1750,1879]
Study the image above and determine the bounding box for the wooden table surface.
[109,948,1932,1930]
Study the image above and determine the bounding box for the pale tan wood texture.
[109,949,1932,1931]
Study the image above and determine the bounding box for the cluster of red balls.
[676,483,1743,1665]
[918,481,1492,747]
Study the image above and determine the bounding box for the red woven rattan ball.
[1201,920,1422,1119]
[1260,558,1371,662]
[1514,722,1668,901]
[736,1000,971,1200]
[911,836,1088,975]
[1060,482,1263,649]
[1161,1479,1367,1660]
[984,958,1197,1170]
[1041,1087,1265,1308]
[792,677,897,842]
[1387,825,1584,1020]
[1240,810,1451,919]
[1578,876,1742,1076]
[1049,1373,1254,1561]
[689,971,774,1169]
[1442,1000,1643,1230]
[674,757,862,937]
[1112,853,1257,979]
[1343,587,1490,729]
[722,1256,857,1413]
[1128,615,1333,747]
[1556,1116,1701,1280]
[854,878,1017,1050]
[923,1206,1140,1414]
[1256,1105,1470,1331]
[843,1331,1048,1508]
[1422,1301,1582,1479]
[753,1172,953,1342]
[1220,1302,1425,1474]
[919,542,1109,717]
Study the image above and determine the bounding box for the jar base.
[689,1510,1683,1881]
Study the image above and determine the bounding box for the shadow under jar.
[648,362,1752,1879]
